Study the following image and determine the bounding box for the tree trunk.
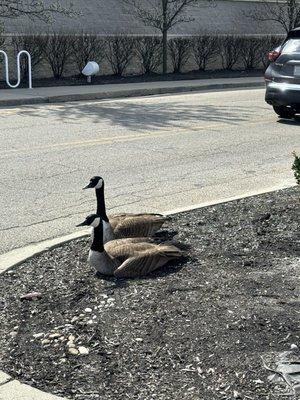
[162,0,168,74]
[162,29,168,74]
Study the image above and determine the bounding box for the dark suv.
[265,27,300,118]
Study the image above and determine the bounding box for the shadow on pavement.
[277,116,300,126]
[15,100,254,131]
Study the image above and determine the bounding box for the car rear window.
[282,39,300,54]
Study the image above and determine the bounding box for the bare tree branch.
[0,1,79,23]
[121,0,212,73]
[249,0,300,33]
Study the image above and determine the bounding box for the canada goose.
[83,176,168,242]
[77,214,182,278]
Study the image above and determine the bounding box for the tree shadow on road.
[16,99,254,131]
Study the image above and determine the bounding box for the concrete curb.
[0,230,89,275]
[0,183,294,276]
[0,182,294,400]
[0,80,264,107]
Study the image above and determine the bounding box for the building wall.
[2,0,285,36]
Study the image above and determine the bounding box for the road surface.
[0,88,298,255]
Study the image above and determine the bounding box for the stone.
[68,348,79,355]
[135,338,143,342]
[78,346,89,355]
[84,308,93,313]
[67,341,75,348]
[9,332,17,338]
[41,339,51,345]
[33,333,44,339]
[68,334,75,342]
[107,298,115,303]
[49,333,61,339]
[20,292,42,301]
[291,344,298,350]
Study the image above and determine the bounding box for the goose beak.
[83,182,93,190]
[76,221,88,227]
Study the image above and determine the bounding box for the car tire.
[273,105,295,119]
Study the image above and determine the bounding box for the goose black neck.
[91,219,104,252]
[96,183,109,222]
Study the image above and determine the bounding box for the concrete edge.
[0,230,89,274]
[0,182,294,275]
[162,183,295,215]
[0,80,264,107]
[0,181,295,400]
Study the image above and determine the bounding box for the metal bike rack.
[0,50,32,89]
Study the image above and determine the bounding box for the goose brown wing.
[113,215,167,238]
[114,244,182,278]
[104,240,157,263]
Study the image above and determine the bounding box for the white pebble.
[84,308,93,313]
[78,346,89,355]
[107,298,115,303]
[291,344,298,350]
[49,333,61,339]
[68,348,79,355]
[33,333,44,339]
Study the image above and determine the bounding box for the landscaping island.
[0,187,299,400]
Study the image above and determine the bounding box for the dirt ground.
[0,187,299,400]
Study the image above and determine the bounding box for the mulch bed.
[0,187,299,400]
[0,69,263,89]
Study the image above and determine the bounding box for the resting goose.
[83,176,168,242]
[77,214,182,278]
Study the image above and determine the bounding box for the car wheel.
[273,105,295,119]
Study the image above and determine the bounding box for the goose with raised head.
[83,176,168,242]
[77,214,182,278]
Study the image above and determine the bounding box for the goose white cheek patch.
[95,180,103,189]
[91,217,101,228]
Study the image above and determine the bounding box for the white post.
[0,50,32,89]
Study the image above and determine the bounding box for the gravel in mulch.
[0,187,299,400]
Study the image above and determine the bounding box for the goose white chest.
[88,250,115,275]
[102,221,114,243]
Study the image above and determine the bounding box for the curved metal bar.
[0,50,32,89]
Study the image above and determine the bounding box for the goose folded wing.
[105,240,156,263]
[113,215,167,238]
[114,245,181,278]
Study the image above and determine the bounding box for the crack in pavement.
[0,377,13,386]
[0,211,86,232]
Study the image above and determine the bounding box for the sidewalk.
[0,76,264,107]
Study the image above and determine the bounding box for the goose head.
[83,176,103,190]
[76,214,101,228]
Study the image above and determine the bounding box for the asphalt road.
[0,88,299,255]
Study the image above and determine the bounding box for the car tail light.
[268,50,281,62]
[264,73,272,82]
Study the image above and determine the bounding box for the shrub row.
[0,34,284,80]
